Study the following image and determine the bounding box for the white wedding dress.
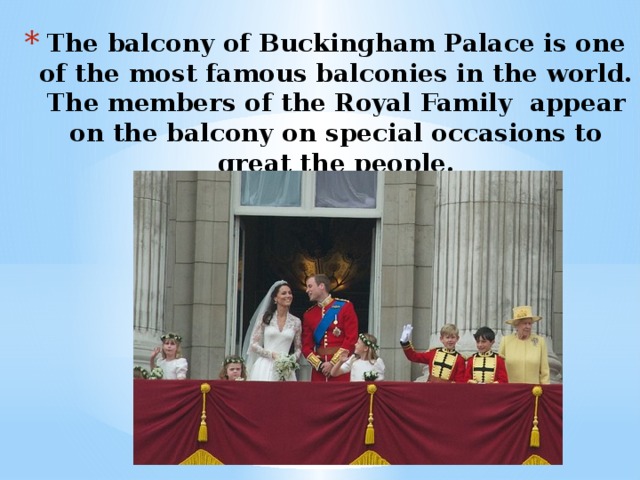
[248,312,302,381]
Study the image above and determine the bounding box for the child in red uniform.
[464,327,509,384]
[400,323,466,382]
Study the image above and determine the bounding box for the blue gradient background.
[2,1,639,479]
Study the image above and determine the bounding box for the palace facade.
[134,172,562,381]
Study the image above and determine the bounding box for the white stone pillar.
[430,172,561,381]
[133,171,169,367]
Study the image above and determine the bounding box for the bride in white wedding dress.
[244,281,302,381]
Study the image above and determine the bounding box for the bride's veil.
[242,280,288,379]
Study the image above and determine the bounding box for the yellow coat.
[498,333,550,384]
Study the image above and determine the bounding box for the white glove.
[400,324,413,343]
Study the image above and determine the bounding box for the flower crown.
[359,333,379,350]
[161,332,182,343]
[224,356,245,365]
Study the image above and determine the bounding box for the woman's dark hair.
[262,282,291,325]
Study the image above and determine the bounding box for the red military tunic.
[302,296,358,382]
[401,342,466,383]
[464,351,509,383]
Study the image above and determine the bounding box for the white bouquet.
[273,354,299,381]
[149,367,164,379]
[363,370,379,381]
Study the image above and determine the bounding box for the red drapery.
[134,380,562,465]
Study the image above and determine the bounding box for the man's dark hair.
[473,326,496,342]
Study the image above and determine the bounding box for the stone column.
[430,172,561,382]
[410,173,438,381]
[133,171,169,367]
[188,172,231,379]
[381,173,418,381]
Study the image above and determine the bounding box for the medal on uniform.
[333,318,342,337]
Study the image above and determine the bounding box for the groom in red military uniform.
[302,274,359,382]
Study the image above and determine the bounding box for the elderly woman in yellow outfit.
[498,306,550,384]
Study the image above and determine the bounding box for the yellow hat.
[506,305,542,325]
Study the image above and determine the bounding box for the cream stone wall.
[553,173,563,370]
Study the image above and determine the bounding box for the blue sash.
[313,300,345,346]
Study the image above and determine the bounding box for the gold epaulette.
[334,297,350,303]
[306,353,322,370]
[331,348,350,365]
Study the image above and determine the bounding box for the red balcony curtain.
[134,381,562,465]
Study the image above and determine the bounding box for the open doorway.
[236,215,375,350]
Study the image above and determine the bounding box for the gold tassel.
[198,383,211,443]
[365,424,374,445]
[530,385,543,448]
[364,384,377,445]
[530,426,540,448]
[198,424,207,442]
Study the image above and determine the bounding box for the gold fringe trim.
[530,385,543,448]
[180,450,550,466]
[522,454,551,465]
[198,383,211,443]
[364,384,377,445]
[180,449,224,465]
[350,450,390,465]
[179,450,551,465]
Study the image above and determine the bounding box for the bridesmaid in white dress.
[245,281,302,381]
[330,333,385,381]
[149,333,188,379]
